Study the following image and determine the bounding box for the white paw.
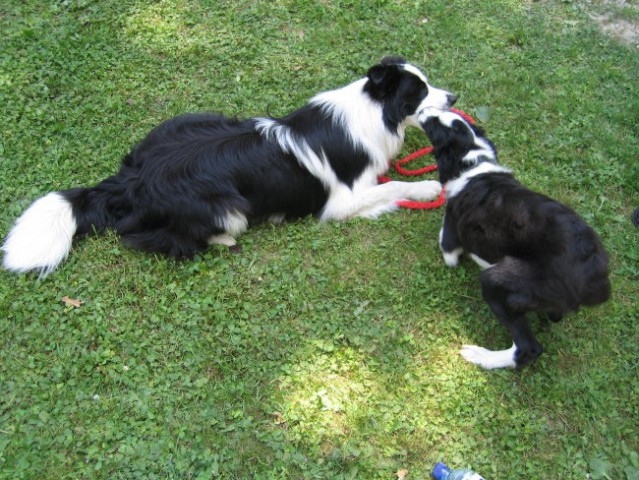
[408,180,442,201]
[442,248,462,267]
[460,344,517,369]
[208,233,237,247]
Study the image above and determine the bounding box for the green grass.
[1,1,638,479]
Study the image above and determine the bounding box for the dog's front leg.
[320,180,441,220]
[439,212,463,267]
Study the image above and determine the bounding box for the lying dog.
[2,56,456,276]
[418,108,611,369]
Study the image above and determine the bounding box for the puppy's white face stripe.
[417,107,443,123]
[446,162,511,199]
[460,343,517,369]
[434,110,460,127]
[418,110,497,168]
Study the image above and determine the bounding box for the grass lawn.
[1,1,638,479]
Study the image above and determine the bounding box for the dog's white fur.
[445,162,510,200]
[2,58,454,276]
[461,343,518,369]
[2,193,76,276]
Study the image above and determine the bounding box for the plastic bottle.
[432,462,486,480]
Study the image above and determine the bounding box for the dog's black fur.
[419,109,611,368]
[65,111,334,258]
[3,56,456,276]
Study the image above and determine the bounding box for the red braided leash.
[378,108,475,210]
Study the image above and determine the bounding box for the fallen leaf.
[271,411,286,426]
[397,468,409,479]
[62,296,83,308]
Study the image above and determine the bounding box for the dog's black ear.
[365,63,402,99]
[452,118,471,134]
[380,55,407,66]
[367,63,401,86]
[450,119,478,148]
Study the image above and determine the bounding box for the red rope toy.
[378,108,476,210]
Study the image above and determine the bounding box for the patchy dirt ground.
[587,0,639,46]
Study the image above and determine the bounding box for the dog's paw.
[408,180,442,200]
[208,233,237,247]
[460,344,517,369]
[442,247,462,267]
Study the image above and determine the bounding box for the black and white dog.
[418,108,611,369]
[2,56,456,276]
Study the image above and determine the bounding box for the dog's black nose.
[447,94,458,106]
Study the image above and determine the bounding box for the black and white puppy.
[2,56,457,276]
[418,108,611,369]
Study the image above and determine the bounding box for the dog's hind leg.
[460,343,518,369]
[461,259,544,369]
[472,263,543,368]
[461,300,542,369]
[206,209,249,248]
[486,296,543,367]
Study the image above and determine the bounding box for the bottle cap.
[432,462,451,480]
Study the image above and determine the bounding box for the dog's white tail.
[2,192,77,277]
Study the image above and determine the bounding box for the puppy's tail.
[2,184,118,277]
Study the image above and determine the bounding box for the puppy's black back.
[447,170,610,314]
